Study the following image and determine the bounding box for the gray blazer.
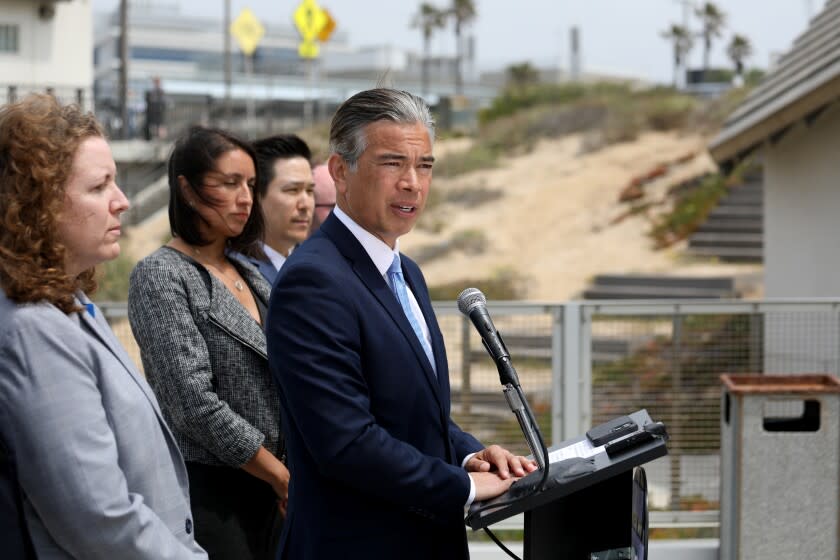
[0,289,206,560]
[128,246,282,467]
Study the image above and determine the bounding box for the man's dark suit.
[267,213,483,560]
[238,253,279,286]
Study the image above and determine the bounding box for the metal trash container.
[720,374,840,560]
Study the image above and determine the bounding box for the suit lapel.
[206,259,269,359]
[240,253,278,286]
[74,296,164,415]
[258,260,278,286]
[321,216,443,406]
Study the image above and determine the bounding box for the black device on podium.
[466,409,666,559]
[457,288,667,559]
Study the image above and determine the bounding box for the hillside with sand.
[123,130,762,301]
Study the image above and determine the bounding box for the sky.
[94,0,823,84]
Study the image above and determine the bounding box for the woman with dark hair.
[128,126,287,559]
[0,94,207,559]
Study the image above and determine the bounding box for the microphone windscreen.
[457,287,486,315]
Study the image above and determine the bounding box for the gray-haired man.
[267,88,535,560]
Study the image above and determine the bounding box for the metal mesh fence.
[100,299,840,522]
[435,304,555,458]
[585,312,758,514]
[581,301,839,519]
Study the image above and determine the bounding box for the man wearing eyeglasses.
[310,163,336,235]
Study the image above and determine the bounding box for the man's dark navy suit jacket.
[267,213,483,560]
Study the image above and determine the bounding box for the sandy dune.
[402,131,762,300]
[125,131,762,301]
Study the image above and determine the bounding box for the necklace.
[191,246,244,291]
[206,261,245,291]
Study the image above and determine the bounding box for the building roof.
[709,0,840,164]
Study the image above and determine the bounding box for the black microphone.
[457,288,520,386]
[458,287,546,469]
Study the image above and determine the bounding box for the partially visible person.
[238,134,314,284]
[128,126,287,560]
[0,94,207,559]
[144,76,167,140]
[310,162,336,234]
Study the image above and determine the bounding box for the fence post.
[8,85,17,104]
[460,314,471,415]
[562,302,582,442]
[75,88,84,109]
[551,305,563,446]
[749,309,763,372]
[670,312,683,510]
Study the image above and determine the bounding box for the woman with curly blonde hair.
[0,94,207,560]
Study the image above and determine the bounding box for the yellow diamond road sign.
[298,40,320,59]
[230,8,265,57]
[294,0,328,58]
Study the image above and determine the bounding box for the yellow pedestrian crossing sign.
[299,41,319,58]
[294,0,328,59]
[230,8,265,57]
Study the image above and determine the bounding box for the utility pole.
[224,0,231,126]
[672,0,694,88]
[569,26,580,82]
[118,0,129,139]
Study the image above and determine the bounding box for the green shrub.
[428,267,528,300]
[445,185,503,206]
[409,229,487,265]
[433,144,501,177]
[643,94,697,131]
[649,173,728,248]
[649,159,752,248]
[94,252,136,302]
[436,81,728,176]
[479,82,634,125]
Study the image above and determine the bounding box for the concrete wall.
[763,102,840,374]
[0,0,92,107]
[765,103,840,297]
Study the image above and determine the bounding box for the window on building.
[0,24,19,53]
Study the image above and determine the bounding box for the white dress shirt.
[332,207,476,506]
[262,243,288,272]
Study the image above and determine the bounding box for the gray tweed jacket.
[128,246,282,467]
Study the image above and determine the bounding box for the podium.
[467,409,667,559]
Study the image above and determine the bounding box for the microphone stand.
[489,335,550,478]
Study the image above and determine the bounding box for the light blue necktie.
[387,254,436,373]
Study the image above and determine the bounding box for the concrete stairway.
[686,170,764,263]
[582,274,738,300]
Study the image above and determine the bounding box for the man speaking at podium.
[267,88,535,559]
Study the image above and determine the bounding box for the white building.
[91,1,496,130]
[709,0,840,372]
[0,0,93,109]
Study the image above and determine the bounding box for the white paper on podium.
[548,439,606,464]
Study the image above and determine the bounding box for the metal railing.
[99,298,840,529]
[2,83,88,109]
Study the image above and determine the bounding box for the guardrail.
[99,297,840,530]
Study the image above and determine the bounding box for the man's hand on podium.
[466,444,538,479]
[470,471,518,502]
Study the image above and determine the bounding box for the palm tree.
[695,2,726,71]
[726,34,753,80]
[446,0,476,95]
[412,3,447,98]
[506,62,540,88]
[661,24,694,88]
